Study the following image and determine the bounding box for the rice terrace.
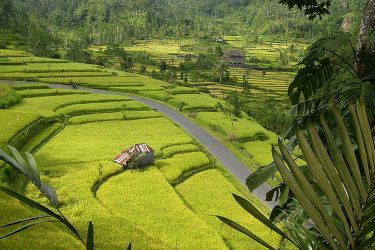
[0,1,374,250]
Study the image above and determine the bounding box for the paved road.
[47,84,277,209]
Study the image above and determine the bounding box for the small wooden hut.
[222,50,246,66]
[113,144,154,169]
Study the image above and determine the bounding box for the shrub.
[0,41,7,49]
[0,85,21,109]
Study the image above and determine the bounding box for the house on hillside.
[222,50,246,67]
[113,144,154,169]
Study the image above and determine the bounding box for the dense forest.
[1,0,364,46]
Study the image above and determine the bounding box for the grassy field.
[176,169,280,249]
[0,78,278,248]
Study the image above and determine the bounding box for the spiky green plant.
[218,97,375,249]
[0,146,93,249]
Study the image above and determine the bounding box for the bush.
[0,40,7,49]
[0,86,21,109]
[139,65,147,74]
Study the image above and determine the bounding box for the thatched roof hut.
[222,50,246,65]
[113,144,154,169]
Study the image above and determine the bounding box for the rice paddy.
[0,72,278,248]
[0,47,291,248]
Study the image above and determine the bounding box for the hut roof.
[223,50,245,62]
[113,144,154,166]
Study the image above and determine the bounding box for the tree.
[0,0,14,28]
[195,53,214,70]
[65,40,92,63]
[139,65,147,74]
[289,43,295,59]
[215,46,223,57]
[159,60,168,72]
[279,51,289,67]
[278,0,331,20]
[281,0,374,78]
[355,0,375,77]
[215,102,238,140]
[28,26,60,58]
[121,56,134,70]
[217,62,228,83]
[226,91,243,117]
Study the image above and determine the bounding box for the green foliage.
[221,98,375,249]
[279,0,331,20]
[139,64,146,74]
[120,56,134,70]
[0,85,21,109]
[159,60,168,72]
[65,40,92,64]
[28,27,61,58]
[225,91,243,117]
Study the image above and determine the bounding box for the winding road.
[49,83,277,209]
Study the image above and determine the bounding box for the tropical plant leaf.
[216,216,276,250]
[0,146,59,208]
[86,221,94,250]
[8,145,29,172]
[127,241,132,250]
[0,148,28,177]
[269,206,283,222]
[307,118,359,234]
[0,215,51,229]
[25,152,41,187]
[333,108,366,201]
[246,163,277,192]
[272,146,339,249]
[232,193,293,242]
[288,57,333,105]
[0,219,57,240]
[322,117,363,227]
[40,183,59,208]
[0,187,81,240]
[282,213,328,250]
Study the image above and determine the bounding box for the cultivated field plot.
[0,50,173,97]
[0,49,286,177]
[125,39,196,67]
[0,80,278,249]
[0,62,101,73]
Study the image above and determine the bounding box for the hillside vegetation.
[0,50,283,248]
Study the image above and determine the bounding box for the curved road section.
[48,83,277,209]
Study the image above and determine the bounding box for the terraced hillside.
[0,49,281,173]
[0,49,283,248]
[0,78,280,248]
[103,37,304,112]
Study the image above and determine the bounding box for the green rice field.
[0,69,280,248]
